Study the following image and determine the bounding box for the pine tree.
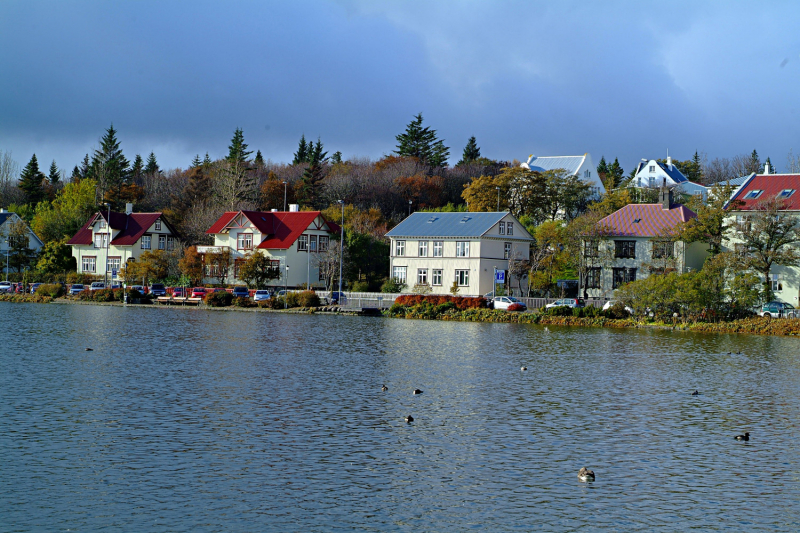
[79,154,91,180]
[254,150,265,167]
[394,113,450,167]
[596,156,608,176]
[71,165,81,182]
[293,134,309,165]
[608,158,624,188]
[226,128,252,164]
[18,154,46,205]
[688,151,704,182]
[131,154,144,181]
[203,152,212,167]
[92,124,130,206]
[458,136,481,165]
[331,151,343,164]
[145,152,159,174]
[191,154,202,168]
[48,160,61,185]
[298,138,329,208]
[748,149,761,174]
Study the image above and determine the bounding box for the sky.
[2,0,800,176]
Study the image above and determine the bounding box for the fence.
[338,292,610,311]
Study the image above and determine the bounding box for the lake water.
[1,302,800,531]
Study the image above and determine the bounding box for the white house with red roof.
[200,206,340,289]
[67,203,177,283]
[583,185,709,298]
[723,172,800,305]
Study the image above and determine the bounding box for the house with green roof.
[385,212,534,296]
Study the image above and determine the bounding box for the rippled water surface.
[2,302,800,531]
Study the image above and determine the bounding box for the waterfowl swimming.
[735,432,750,441]
[405,415,414,423]
[381,384,388,391]
[413,389,423,395]
[85,348,93,351]
[521,366,527,371]
[692,390,699,396]
[578,467,595,482]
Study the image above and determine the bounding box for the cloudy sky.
[2,0,800,175]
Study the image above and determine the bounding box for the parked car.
[69,284,86,295]
[493,296,527,311]
[212,288,227,293]
[326,291,348,305]
[759,301,796,318]
[231,286,250,298]
[253,289,271,302]
[149,283,167,297]
[89,282,105,291]
[602,300,634,314]
[545,298,586,309]
[0,281,13,294]
[127,285,145,293]
[190,287,207,298]
[172,287,186,297]
[28,283,42,293]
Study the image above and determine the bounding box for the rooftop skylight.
[743,190,763,199]
[778,189,796,198]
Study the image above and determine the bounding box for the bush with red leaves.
[394,294,489,309]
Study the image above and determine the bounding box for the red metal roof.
[67,212,169,246]
[730,174,800,210]
[597,203,696,237]
[205,210,340,250]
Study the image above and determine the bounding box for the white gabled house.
[200,206,340,289]
[521,153,606,196]
[0,208,44,275]
[630,157,708,199]
[385,212,535,296]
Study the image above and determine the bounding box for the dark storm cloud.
[2,0,800,174]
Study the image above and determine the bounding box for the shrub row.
[394,295,489,309]
[0,293,54,303]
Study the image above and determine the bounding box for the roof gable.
[206,210,339,249]
[597,203,696,237]
[67,211,171,246]
[523,155,586,175]
[730,173,800,210]
[386,211,529,239]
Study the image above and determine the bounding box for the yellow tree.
[179,245,205,286]
[461,168,516,211]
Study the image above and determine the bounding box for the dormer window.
[460,216,471,223]
[155,219,162,231]
[633,218,641,224]
[744,190,763,199]
[778,189,796,198]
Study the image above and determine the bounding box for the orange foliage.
[394,174,444,209]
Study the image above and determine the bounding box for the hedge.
[394,295,488,309]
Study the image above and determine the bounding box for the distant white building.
[630,157,708,199]
[521,154,606,196]
[0,209,44,275]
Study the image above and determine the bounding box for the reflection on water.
[2,303,800,531]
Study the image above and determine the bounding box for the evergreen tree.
[331,151,343,165]
[687,151,704,182]
[596,156,608,176]
[203,152,212,167]
[254,150,265,167]
[71,165,81,182]
[750,149,760,171]
[226,128,252,164]
[298,138,329,208]
[48,160,61,185]
[293,134,309,165]
[458,136,481,165]
[394,113,450,167]
[79,154,91,180]
[18,154,46,205]
[191,154,202,168]
[131,154,144,180]
[92,124,130,206]
[608,158,624,188]
[145,152,159,174]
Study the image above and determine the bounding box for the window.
[433,241,443,257]
[499,222,505,235]
[736,215,752,232]
[771,274,783,292]
[158,235,166,250]
[395,240,405,256]
[649,165,655,172]
[779,189,796,198]
[419,241,428,257]
[417,269,428,284]
[82,256,96,273]
[612,267,636,288]
[233,259,244,279]
[309,235,318,252]
[614,240,636,259]
[298,234,308,251]
[319,236,329,252]
[744,190,763,199]
[141,235,151,250]
[652,241,673,259]
[432,269,442,286]
[583,240,599,258]
[584,169,591,179]
[506,222,513,236]
[456,241,469,257]
[455,269,470,286]
[392,266,407,284]
[107,257,121,274]
[155,219,162,231]
[585,267,601,289]
[99,219,106,229]
[238,233,253,250]
[167,236,175,251]
[504,242,512,259]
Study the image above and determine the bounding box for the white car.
[0,281,13,294]
[493,296,527,310]
[253,290,271,302]
[89,282,105,291]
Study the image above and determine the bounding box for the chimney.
[667,155,673,171]
[125,203,133,215]
[289,204,299,212]
[764,161,771,174]
[0,208,5,213]
[659,178,672,210]
[271,208,278,212]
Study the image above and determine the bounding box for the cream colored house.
[1,209,44,275]
[385,212,534,296]
[67,204,177,282]
[200,206,340,289]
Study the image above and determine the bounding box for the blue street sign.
[112,269,117,277]
[495,270,505,283]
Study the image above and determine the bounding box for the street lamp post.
[104,203,111,288]
[282,181,288,212]
[338,200,344,301]
[306,234,311,290]
[4,239,8,281]
[496,186,501,212]
[408,199,412,217]
[284,264,289,309]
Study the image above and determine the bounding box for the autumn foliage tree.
[179,245,205,286]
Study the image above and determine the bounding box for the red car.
[172,287,186,297]
[191,287,207,298]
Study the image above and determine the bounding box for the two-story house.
[629,157,708,199]
[385,212,534,296]
[521,153,606,196]
[67,204,177,282]
[583,185,708,298]
[200,206,340,288]
[1,208,44,275]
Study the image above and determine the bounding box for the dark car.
[327,291,348,305]
[149,283,167,297]
[30,283,42,293]
[231,286,250,298]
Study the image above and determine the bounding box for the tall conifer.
[48,160,61,185]
[458,136,481,165]
[145,152,159,174]
[226,128,252,164]
[394,113,450,167]
[18,154,46,205]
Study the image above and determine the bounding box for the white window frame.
[392,266,407,284]
[418,241,428,257]
[167,236,175,251]
[395,240,406,257]
[499,223,505,235]
[417,268,428,285]
[155,219,162,231]
[455,269,469,286]
[158,234,166,250]
[141,235,151,250]
[432,269,442,286]
[107,256,121,274]
[506,222,513,236]
[319,236,329,252]
[504,242,512,259]
[82,256,96,273]
[298,234,308,251]
[310,234,318,252]
[433,241,443,257]
[456,241,469,257]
